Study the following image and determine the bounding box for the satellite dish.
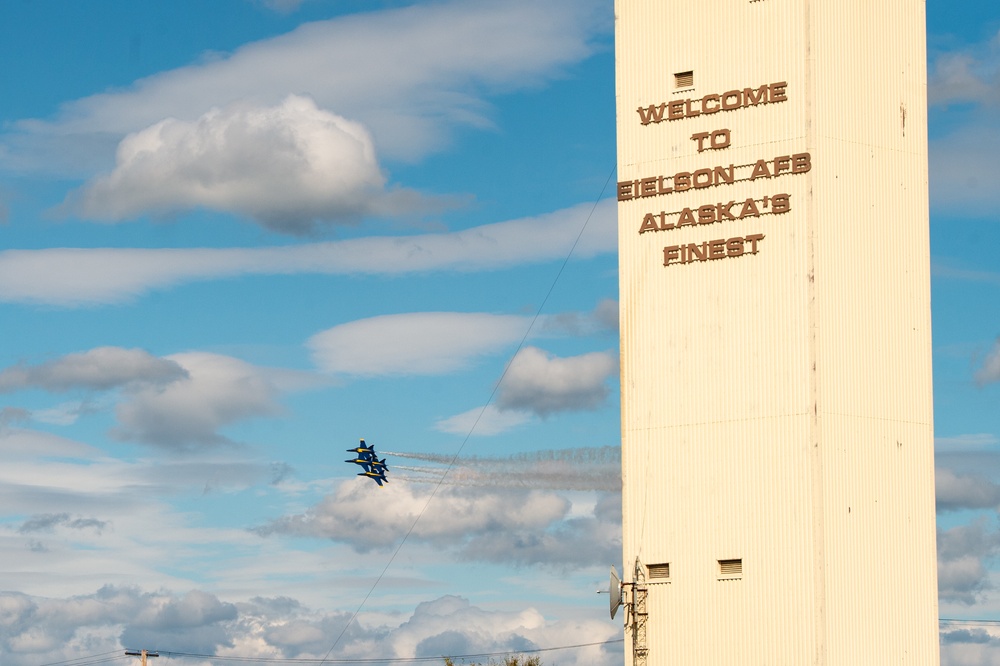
[609,566,623,619]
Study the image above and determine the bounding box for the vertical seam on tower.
[803,0,826,664]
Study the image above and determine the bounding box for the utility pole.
[125,649,159,666]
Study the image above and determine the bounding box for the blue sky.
[0,1,998,665]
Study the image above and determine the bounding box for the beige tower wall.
[616,1,938,664]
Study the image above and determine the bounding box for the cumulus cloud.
[0,199,615,306]
[939,627,1000,666]
[0,587,237,661]
[0,347,186,393]
[0,586,622,666]
[256,479,568,551]
[121,589,238,654]
[4,0,606,172]
[434,404,532,437]
[938,468,1000,512]
[308,312,530,376]
[496,346,617,416]
[938,518,1000,604]
[0,347,314,451]
[459,492,621,567]
[257,471,619,568]
[976,338,1000,386]
[65,96,429,233]
[535,298,619,337]
[112,352,308,450]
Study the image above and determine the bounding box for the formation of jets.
[346,439,389,486]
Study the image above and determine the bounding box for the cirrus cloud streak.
[3,0,607,172]
[0,199,615,306]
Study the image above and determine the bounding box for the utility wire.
[940,618,1000,626]
[149,638,624,664]
[318,163,618,664]
[38,651,125,665]
[43,637,623,666]
[39,653,130,666]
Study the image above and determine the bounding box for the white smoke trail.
[383,447,620,491]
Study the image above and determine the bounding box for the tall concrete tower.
[615,1,939,664]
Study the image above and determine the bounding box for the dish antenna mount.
[609,566,623,619]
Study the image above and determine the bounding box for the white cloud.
[459,492,621,568]
[0,439,275,516]
[937,468,1000,512]
[0,347,318,451]
[256,479,569,551]
[0,199,616,306]
[64,96,430,233]
[122,589,239,654]
[434,404,532,437]
[593,298,619,332]
[0,589,622,666]
[256,475,621,568]
[937,433,1000,451]
[496,346,617,416]
[113,352,312,450]
[0,347,186,393]
[929,31,1000,108]
[930,124,1000,216]
[930,53,998,107]
[30,397,111,426]
[941,636,1000,666]
[0,426,99,460]
[535,298,619,337]
[4,0,606,172]
[976,338,1000,386]
[938,519,1000,605]
[928,31,1000,215]
[308,312,530,376]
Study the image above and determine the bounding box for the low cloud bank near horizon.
[0,587,621,666]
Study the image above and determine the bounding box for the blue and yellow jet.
[345,439,389,486]
[358,468,388,487]
[346,439,375,458]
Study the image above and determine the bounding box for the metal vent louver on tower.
[718,558,743,577]
[647,563,670,579]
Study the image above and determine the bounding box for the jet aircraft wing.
[358,470,387,487]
